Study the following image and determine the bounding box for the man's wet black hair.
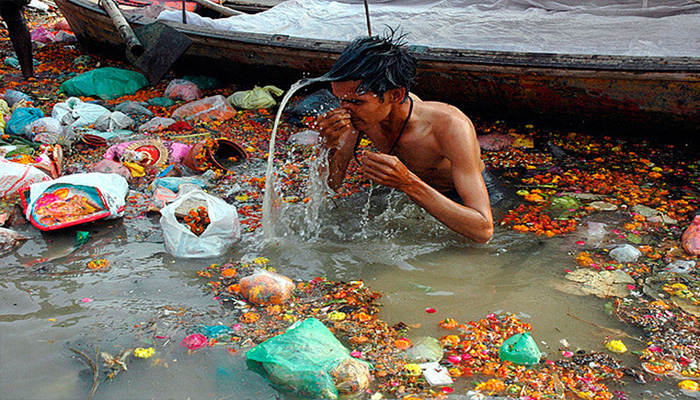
[323,30,417,102]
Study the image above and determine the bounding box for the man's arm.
[360,120,493,242]
[316,109,360,190]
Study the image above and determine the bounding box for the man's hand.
[316,108,355,149]
[360,151,415,191]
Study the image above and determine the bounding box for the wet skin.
[317,80,493,242]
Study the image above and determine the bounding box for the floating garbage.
[0,227,28,255]
[181,333,208,350]
[403,336,443,363]
[498,332,541,366]
[246,318,371,399]
[21,173,128,231]
[160,189,240,258]
[609,244,642,263]
[239,268,295,305]
[52,97,109,129]
[605,340,627,354]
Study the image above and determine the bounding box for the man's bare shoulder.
[418,100,475,139]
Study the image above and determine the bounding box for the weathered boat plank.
[55,0,700,137]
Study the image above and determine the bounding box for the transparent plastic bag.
[164,79,202,102]
[171,95,236,121]
[239,268,295,305]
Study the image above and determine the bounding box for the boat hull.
[56,0,700,139]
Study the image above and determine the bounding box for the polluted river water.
[2,85,699,399]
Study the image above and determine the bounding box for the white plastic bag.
[51,97,110,128]
[95,111,135,132]
[159,189,240,258]
[0,158,51,197]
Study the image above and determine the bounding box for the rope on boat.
[363,0,372,36]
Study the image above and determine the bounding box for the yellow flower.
[134,347,155,359]
[328,311,346,321]
[403,363,422,376]
[359,138,371,147]
[235,194,249,201]
[679,380,699,392]
[605,340,627,354]
[252,257,269,265]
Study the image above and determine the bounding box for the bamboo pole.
[100,0,144,56]
[191,0,242,16]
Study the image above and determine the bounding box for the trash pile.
[1,5,699,400]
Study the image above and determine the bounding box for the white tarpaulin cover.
[158,0,700,57]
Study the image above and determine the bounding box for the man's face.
[331,80,391,130]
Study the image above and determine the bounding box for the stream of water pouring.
[262,77,326,240]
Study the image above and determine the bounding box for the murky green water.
[0,180,684,399]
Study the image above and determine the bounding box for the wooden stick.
[363,0,372,36]
[100,0,144,56]
[191,0,242,16]
[566,310,643,342]
[69,347,100,399]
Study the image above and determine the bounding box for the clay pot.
[182,138,248,173]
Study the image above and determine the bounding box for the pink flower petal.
[442,387,454,394]
[81,297,93,303]
[447,355,462,364]
[351,350,362,358]
[627,284,636,290]
[425,308,437,314]
[576,240,586,245]
[181,333,209,350]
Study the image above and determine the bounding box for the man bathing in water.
[317,34,504,243]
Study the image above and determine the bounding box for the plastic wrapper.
[239,269,295,305]
[682,215,700,255]
[227,85,283,109]
[164,79,202,101]
[171,95,236,121]
[159,189,240,258]
[246,318,370,399]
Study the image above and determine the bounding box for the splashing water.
[262,77,327,240]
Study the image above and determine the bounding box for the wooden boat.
[55,0,700,139]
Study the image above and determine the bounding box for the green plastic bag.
[227,85,284,109]
[499,332,541,366]
[59,67,149,100]
[246,318,370,399]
